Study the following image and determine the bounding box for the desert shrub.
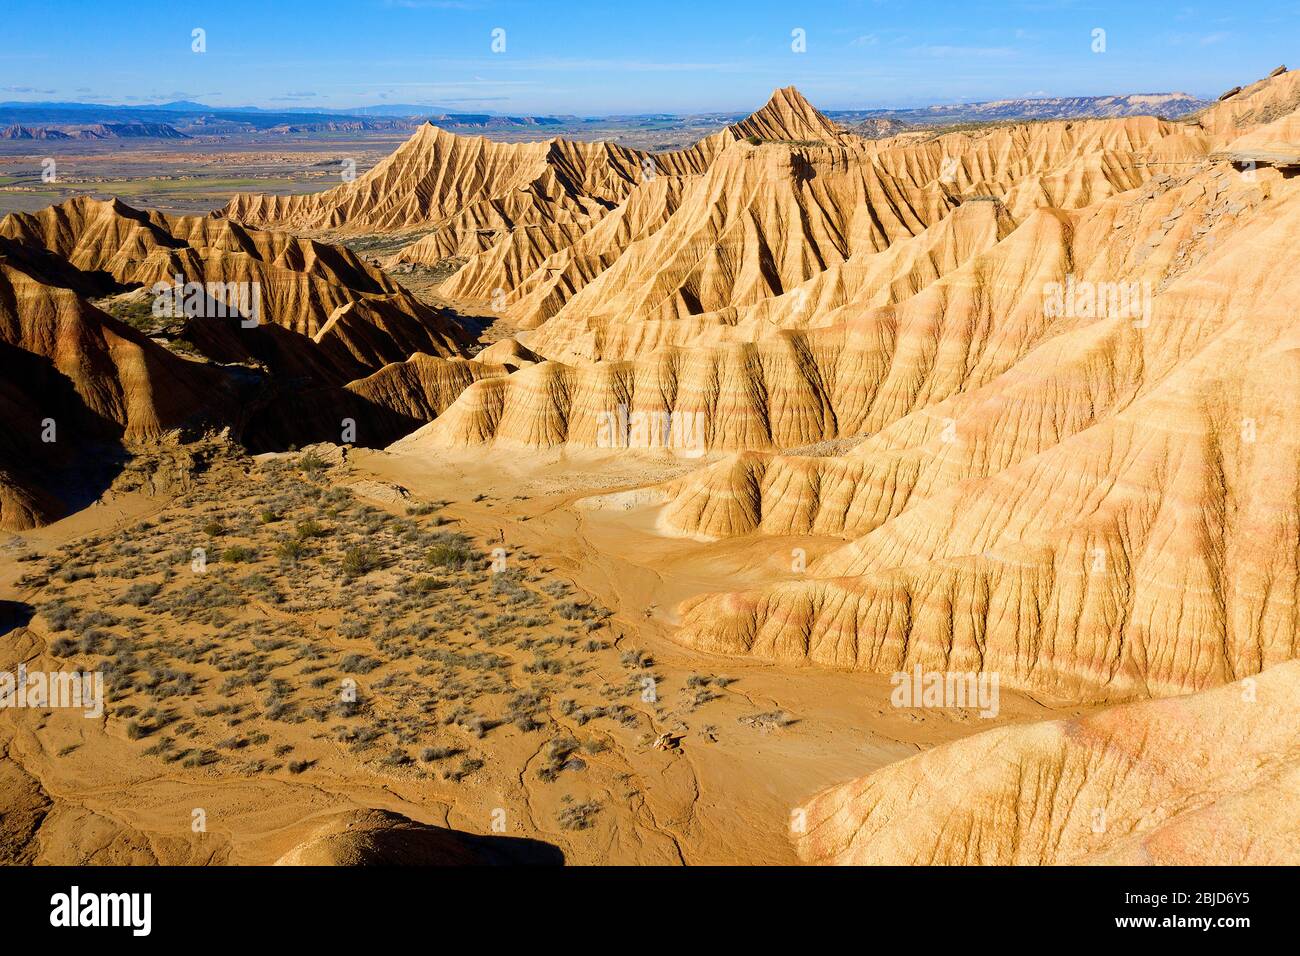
[444,756,484,781]
[49,636,80,657]
[423,539,473,569]
[263,695,293,721]
[341,545,382,578]
[557,799,601,830]
[401,576,449,596]
[119,581,162,607]
[76,609,117,631]
[275,538,307,564]
[40,599,79,631]
[240,573,282,602]
[419,745,460,762]
[298,451,327,476]
[525,656,566,675]
[220,546,256,563]
[538,736,583,781]
[340,653,380,674]
[556,600,598,621]
[620,649,653,669]
[462,715,499,739]
[295,519,327,539]
[490,574,533,606]
[337,619,370,639]
[78,629,113,656]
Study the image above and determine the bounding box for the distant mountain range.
[831,93,1212,127]
[0,100,591,136]
[0,101,416,133]
[0,122,189,141]
[0,92,1216,140]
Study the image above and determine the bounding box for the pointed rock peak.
[767,85,817,111]
[729,86,841,143]
[388,120,455,157]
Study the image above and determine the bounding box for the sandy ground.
[0,444,1062,865]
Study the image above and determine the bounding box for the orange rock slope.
[0,253,232,529]
[0,196,486,526]
[0,196,467,371]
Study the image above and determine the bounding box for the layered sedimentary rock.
[436,108,1206,362]
[1191,67,1300,140]
[491,173,692,331]
[0,198,487,515]
[0,196,480,458]
[527,186,1012,360]
[391,70,1300,704]
[668,165,1300,702]
[0,255,232,529]
[224,85,837,238]
[224,88,863,343]
[471,337,541,369]
[729,85,848,142]
[521,141,953,360]
[395,329,870,455]
[224,123,713,239]
[242,352,511,452]
[795,662,1300,865]
[0,196,470,366]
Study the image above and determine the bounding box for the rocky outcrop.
[795,662,1300,865]
[0,256,234,529]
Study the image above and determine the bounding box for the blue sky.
[2,0,1297,114]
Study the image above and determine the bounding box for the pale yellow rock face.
[729,85,849,142]
[470,336,541,369]
[417,110,1204,365]
[272,810,483,866]
[398,71,1300,709]
[795,662,1300,865]
[1193,68,1300,140]
[671,167,1300,701]
[224,122,717,237]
